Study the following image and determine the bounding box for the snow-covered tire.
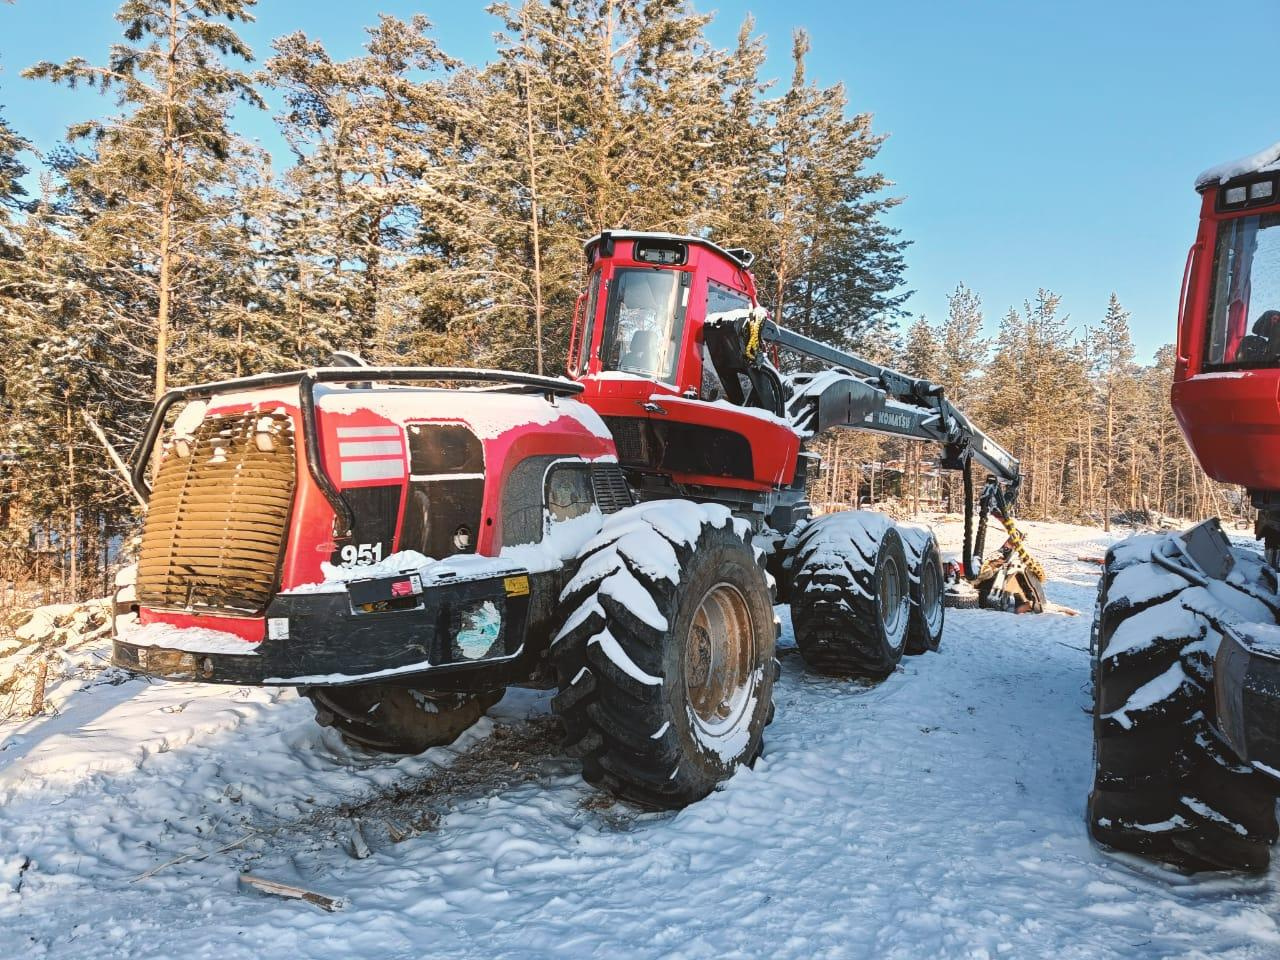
[784,511,911,679]
[1088,533,1280,871]
[303,685,502,754]
[943,591,978,610]
[900,525,945,655]
[550,501,778,810]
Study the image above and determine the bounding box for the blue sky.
[2,0,1277,360]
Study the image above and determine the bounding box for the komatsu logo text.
[867,410,914,430]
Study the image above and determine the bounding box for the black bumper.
[1214,626,1280,779]
[113,568,544,690]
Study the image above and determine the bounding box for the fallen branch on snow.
[238,874,346,912]
[131,830,259,882]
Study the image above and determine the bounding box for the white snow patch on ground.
[7,520,1280,958]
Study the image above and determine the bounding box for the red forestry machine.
[114,230,1021,809]
[1088,143,1280,871]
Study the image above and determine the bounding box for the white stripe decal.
[340,459,406,482]
[339,440,403,457]
[336,425,402,438]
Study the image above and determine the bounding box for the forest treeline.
[815,286,1231,534]
[0,0,1234,604]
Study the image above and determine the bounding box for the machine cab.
[1174,145,1280,491]
[567,231,800,495]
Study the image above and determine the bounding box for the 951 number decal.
[339,542,384,565]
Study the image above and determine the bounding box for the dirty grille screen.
[602,416,646,464]
[137,412,296,615]
[591,463,634,514]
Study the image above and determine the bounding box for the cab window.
[600,268,689,383]
[707,279,751,317]
[1206,213,1280,367]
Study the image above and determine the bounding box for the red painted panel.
[1173,370,1280,488]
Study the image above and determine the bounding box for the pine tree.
[898,315,943,513]
[981,292,1090,518]
[478,0,765,372]
[1092,293,1138,530]
[900,315,942,381]
[25,0,266,398]
[699,17,770,248]
[937,283,988,405]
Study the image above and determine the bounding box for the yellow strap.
[745,317,762,362]
[999,513,1045,581]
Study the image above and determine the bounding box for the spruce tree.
[0,106,29,252]
[266,15,463,364]
[753,30,908,355]
[0,104,31,414]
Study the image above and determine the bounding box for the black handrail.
[130,367,583,537]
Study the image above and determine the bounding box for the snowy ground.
[4,520,1280,959]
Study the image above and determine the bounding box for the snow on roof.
[582,230,751,268]
[1196,140,1280,189]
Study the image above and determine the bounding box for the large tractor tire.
[303,685,503,754]
[1088,530,1280,871]
[784,511,911,679]
[550,501,778,809]
[900,524,945,655]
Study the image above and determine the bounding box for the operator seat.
[1235,310,1280,363]
[621,329,658,372]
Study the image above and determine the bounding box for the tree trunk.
[65,398,77,602]
[155,0,181,400]
[521,47,545,375]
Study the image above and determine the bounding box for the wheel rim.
[879,556,905,636]
[684,581,756,737]
[921,556,943,635]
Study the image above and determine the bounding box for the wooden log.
[238,874,346,912]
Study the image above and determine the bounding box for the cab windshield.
[600,268,686,383]
[1206,212,1280,367]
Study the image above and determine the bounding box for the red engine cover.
[1172,181,1280,492]
[1173,371,1280,489]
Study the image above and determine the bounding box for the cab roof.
[583,230,755,269]
[1196,140,1280,191]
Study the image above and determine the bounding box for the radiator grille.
[602,416,646,464]
[591,463,634,514]
[137,411,296,615]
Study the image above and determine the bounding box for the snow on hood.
[1196,140,1280,188]
[283,551,526,596]
[122,620,260,655]
[314,385,612,442]
[282,509,609,596]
